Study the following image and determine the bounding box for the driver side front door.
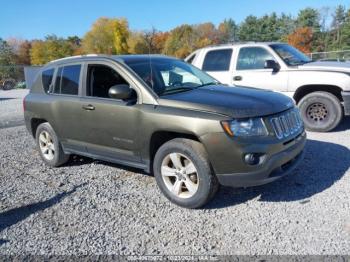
[78,62,143,166]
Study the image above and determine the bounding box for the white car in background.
[186,42,350,132]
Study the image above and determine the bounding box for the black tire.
[298,91,343,132]
[3,80,15,90]
[35,122,70,167]
[153,138,219,209]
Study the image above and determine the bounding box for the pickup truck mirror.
[264,60,280,72]
[108,84,132,100]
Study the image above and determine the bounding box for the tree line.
[1,5,350,68]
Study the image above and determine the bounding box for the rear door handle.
[82,104,95,111]
[233,75,242,81]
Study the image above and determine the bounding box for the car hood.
[158,85,294,118]
[298,61,350,73]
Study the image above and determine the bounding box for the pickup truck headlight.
[221,118,268,137]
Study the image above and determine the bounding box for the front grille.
[270,108,303,139]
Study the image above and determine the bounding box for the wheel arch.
[294,85,343,104]
[149,131,201,169]
[30,118,48,138]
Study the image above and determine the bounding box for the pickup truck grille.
[270,108,303,139]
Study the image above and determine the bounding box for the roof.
[46,54,176,66]
[202,41,285,49]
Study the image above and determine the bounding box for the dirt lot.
[0,89,349,255]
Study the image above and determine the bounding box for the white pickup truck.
[185,42,350,132]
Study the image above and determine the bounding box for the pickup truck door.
[232,46,288,92]
[199,48,234,85]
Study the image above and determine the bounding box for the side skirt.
[63,147,150,173]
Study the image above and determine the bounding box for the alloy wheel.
[161,152,199,199]
[38,131,55,161]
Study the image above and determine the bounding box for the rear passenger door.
[201,48,234,85]
[49,63,86,152]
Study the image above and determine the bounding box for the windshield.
[270,44,312,66]
[124,58,219,96]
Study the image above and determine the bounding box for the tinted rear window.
[202,49,232,71]
[53,65,81,95]
[42,68,54,93]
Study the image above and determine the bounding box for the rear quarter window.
[42,68,55,93]
[202,49,233,71]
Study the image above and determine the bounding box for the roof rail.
[48,54,100,64]
[205,41,257,48]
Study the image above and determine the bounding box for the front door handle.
[233,75,242,81]
[82,104,95,111]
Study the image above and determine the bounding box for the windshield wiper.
[162,87,194,95]
[196,82,219,88]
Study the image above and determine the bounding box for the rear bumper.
[216,131,306,188]
[342,91,350,116]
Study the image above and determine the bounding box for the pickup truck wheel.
[153,138,218,209]
[35,122,69,167]
[298,91,343,132]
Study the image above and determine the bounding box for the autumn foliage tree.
[287,27,313,53]
[82,17,129,54]
[4,6,350,66]
[30,35,78,65]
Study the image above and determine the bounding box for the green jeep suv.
[24,55,306,208]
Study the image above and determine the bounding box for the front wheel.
[298,91,343,132]
[153,138,219,209]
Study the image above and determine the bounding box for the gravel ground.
[0,89,28,129]
[0,89,349,255]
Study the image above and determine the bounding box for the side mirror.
[108,84,132,100]
[264,60,280,72]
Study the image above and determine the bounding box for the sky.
[0,0,349,40]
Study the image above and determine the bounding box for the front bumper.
[202,130,306,188]
[342,91,350,116]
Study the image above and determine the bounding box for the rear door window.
[42,68,55,93]
[202,49,233,71]
[53,65,81,95]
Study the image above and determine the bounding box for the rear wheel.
[298,91,343,132]
[153,138,218,209]
[35,122,69,167]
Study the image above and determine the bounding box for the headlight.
[221,118,268,137]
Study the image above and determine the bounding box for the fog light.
[244,153,264,165]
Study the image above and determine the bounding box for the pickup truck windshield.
[125,58,218,96]
[270,44,312,66]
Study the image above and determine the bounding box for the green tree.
[218,19,238,42]
[238,15,260,41]
[297,8,322,51]
[331,5,347,49]
[0,38,16,79]
[277,13,296,41]
[258,13,279,41]
[297,8,321,31]
[339,9,350,50]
